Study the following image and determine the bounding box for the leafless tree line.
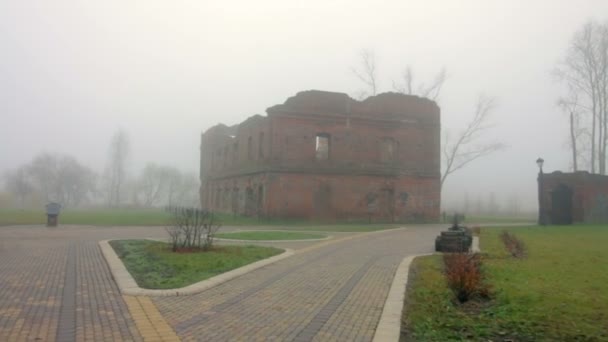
[555,20,608,174]
[2,130,199,209]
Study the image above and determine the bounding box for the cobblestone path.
[0,225,441,341]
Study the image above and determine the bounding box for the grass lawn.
[0,208,171,226]
[463,215,535,224]
[109,239,283,289]
[0,208,404,231]
[216,231,327,240]
[402,225,608,341]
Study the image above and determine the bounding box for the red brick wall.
[200,90,441,222]
[541,171,608,223]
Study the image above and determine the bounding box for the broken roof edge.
[202,89,440,137]
[266,89,440,118]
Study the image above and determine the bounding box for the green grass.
[0,208,171,226]
[109,239,283,289]
[403,225,608,341]
[216,231,326,240]
[463,215,535,224]
[0,208,404,231]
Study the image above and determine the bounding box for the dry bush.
[443,253,491,303]
[165,207,222,252]
[500,230,526,258]
[470,226,481,236]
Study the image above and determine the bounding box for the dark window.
[247,136,253,160]
[258,132,265,159]
[381,137,397,162]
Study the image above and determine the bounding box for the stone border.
[372,236,480,342]
[99,239,294,296]
[215,229,332,243]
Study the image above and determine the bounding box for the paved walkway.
[0,224,442,341]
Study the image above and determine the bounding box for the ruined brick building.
[199,90,440,222]
[539,171,608,224]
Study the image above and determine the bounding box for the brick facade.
[540,171,608,223]
[200,90,441,222]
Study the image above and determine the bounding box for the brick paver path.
[0,225,442,341]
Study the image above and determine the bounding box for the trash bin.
[46,202,62,227]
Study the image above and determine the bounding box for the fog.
[2,0,608,212]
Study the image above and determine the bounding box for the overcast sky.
[2,0,607,211]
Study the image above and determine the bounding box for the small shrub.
[500,230,526,258]
[443,252,490,303]
[470,226,481,236]
[165,207,222,252]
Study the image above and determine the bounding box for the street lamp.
[536,157,545,225]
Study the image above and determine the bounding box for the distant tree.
[555,20,608,174]
[463,192,470,214]
[392,66,447,102]
[350,51,504,190]
[25,153,96,208]
[351,48,378,99]
[3,167,33,208]
[506,193,521,215]
[487,192,500,215]
[174,172,200,207]
[137,163,168,207]
[558,89,586,171]
[164,167,183,207]
[441,95,505,189]
[104,130,129,207]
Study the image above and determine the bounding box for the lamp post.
[536,157,545,225]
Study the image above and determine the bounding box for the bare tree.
[351,48,378,99]
[104,130,129,207]
[555,20,608,174]
[19,153,96,208]
[558,89,586,171]
[441,95,505,189]
[393,66,448,101]
[3,167,33,208]
[137,163,168,207]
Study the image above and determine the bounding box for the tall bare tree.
[392,66,447,101]
[441,95,505,189]
[3,167,32,208]
[558,89,586,171]
[350,51,504,190]
[351,49,378,99]
[104,130,129,207]
[555,20,608,174]
[17,153,96,208]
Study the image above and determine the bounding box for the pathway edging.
[99,239,294,296]
[372,235,480,342]
[215,229,332,243]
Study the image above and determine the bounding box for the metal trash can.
[46,202,62,227]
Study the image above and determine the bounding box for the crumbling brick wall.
[200,90,440,222]
[541,171,608,223]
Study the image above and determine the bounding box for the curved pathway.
[0,224,443,341]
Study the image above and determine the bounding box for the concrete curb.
[99,239,294,296]
[214,230,332,243]
[372,235,481,341]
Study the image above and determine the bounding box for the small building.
[199,90,441,222]
[539,171,608,224]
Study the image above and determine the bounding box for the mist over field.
[2,0,608,214]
